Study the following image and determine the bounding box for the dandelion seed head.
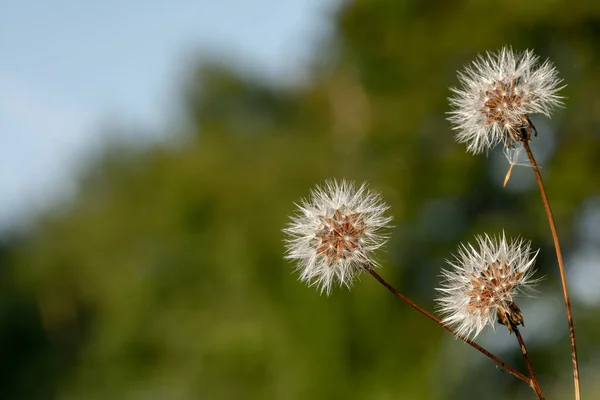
[436,233,540,339]
[283,179,392,295]
[448,47,563,154]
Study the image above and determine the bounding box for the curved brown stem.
[363,265,530,385]
[514,327,545,399]
[522,141,580,400]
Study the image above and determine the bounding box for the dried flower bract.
[436,233,540,339]
[283,179,392,294]
[448,47,563,154]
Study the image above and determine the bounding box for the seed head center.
[314,208,366,266]
[482,80,524,126]
[466,262,521,313]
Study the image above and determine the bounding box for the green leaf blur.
[3,1,600,399]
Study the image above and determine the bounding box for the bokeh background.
[2,1,600,399]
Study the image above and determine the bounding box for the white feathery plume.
[283,179,392,295]
[448,47,563,154]
[436,233,540,339]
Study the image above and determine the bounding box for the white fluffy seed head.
[436,232,540,339]
[283,179,392,295]
[448,47,564,154]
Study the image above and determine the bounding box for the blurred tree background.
[3,0,600,399]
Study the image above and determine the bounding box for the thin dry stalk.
[522,141,580,400]
[363,264,530,385]
[514,327,545,399]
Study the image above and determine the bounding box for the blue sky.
[0,0,332,229]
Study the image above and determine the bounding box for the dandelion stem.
[363,264,530,385]
[513,327,545,399]
[522,141,580,400]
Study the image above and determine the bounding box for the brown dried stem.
[514,327,545,399]
[522,141,580,400]
[363,264,530,385]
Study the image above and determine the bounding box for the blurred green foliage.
[3,0,600,399]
